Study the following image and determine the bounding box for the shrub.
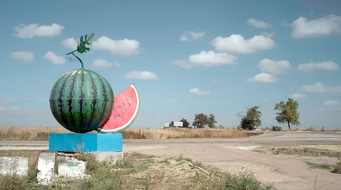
[272,126,282,131]
[332,152,341,174]
[0,174,27,190]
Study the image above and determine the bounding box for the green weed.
[332,152,341,174]
[255,146,339,157]
[305,161,333,170]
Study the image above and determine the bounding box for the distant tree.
[180,118,190,128]
[274,98,300,130]
[192,113,208,128]
[169,121,174,127]
[239,106,262,130]
[207,113,217,128]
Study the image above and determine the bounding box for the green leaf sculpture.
[77,33,94,53]
[66,33,94,69]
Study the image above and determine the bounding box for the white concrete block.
[37,152,55,185]
[58,160,86,178]
[0,157,28,176]
[95,152,124,164]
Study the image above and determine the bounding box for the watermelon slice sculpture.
[98,84,140,133]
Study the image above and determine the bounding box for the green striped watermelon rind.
[49,69,114,133]
[97,84,140,133]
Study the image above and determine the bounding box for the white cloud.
[44,51,65,65]
[291,15,341,38]
[188,50,236,67]
[262,98,270,102]
[289,93,306,99]
[298,61,339,72]
[247,73,278,83]
[92,36,140,56]
[301,82,341,93]
[180,31,205,41]
[258,58,291,75]
[62,37,77,50]
[323,100,339,106]
[10,51,34,62]
[15,23,64,38]
[211,34,275,54]
[189,87,210,95]
[172,51,236,68]
[124,71,158,80]
[171,60,193,69]
[10,106,22,111]
[91,59,120,67]
[248,18,272,29]
[211,79,218,84]
[0,100,7,112]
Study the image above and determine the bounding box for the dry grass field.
[0,126,249,141]
[122,127,249,139]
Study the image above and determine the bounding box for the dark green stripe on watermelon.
[98,76,110,125]
[50,69,114,133]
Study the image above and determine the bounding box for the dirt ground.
[124,131,341,190]
[1,131,340,189]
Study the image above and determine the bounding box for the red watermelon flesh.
[98,84,139,133]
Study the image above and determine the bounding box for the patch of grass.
[0,173,28,190]
[191,171,273,190]
[192,161,203,168]
[332,152,341,174]
[305,161,333,170]
[254,146,340,157]
[75,153,100,175]
[160,157,171,165]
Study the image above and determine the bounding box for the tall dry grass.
[0,126,249,141]
[0,126,68,141]
[122,128,248,139]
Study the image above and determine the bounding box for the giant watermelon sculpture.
[50,33,114,133]
[50,69,114,133]
[50,33,139,133]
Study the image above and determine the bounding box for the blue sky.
[1,0,341,129]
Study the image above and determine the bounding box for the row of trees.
[168,98,300,130]
[239,98,300,130]
[233,98,300,130]
[168,113,217,128]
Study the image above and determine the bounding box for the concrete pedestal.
[49,133,122,152]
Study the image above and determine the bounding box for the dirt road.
[124,131,341,190]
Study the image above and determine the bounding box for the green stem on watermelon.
[66,51,84,69]
[66,50,77,55]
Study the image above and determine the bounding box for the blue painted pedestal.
[49,133,122,152]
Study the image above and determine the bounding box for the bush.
[239,106,262,131]
[332,152,341,174]
[0,174,27,190]
[272,126,282,131]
